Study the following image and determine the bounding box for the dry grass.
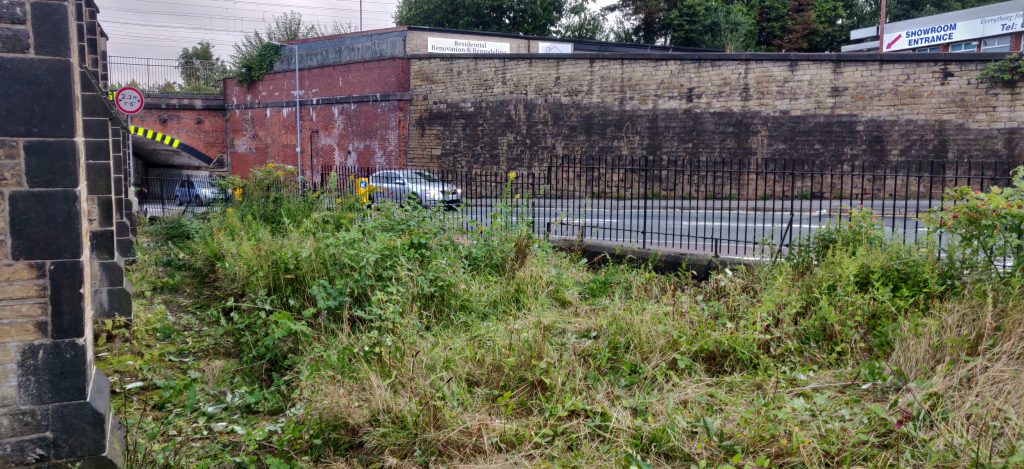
[890,282,1024,458]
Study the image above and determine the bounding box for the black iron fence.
[320,159,1014,258]
[135,175,228,217]
[108,56,228,96]
[136,158,1017,259]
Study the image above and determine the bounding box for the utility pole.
[360,0,363,31]
[880,0,888,52]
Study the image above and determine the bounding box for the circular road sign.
[114,87,145,114]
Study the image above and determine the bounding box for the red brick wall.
[227,101,409,178]
[225,58,410,103]
[131,108,226,162]
[225,59,411,178]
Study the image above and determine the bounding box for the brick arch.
[128,125,214,165]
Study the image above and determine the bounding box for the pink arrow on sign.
[886,33,903,50]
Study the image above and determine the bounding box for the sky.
[96,0,618,61]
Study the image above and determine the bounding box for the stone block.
[94,287,130,319]
[84,136,110,161]
[91,195,113,229]
[80,91,110,119]
[0,319,46,343]
[0,161,23,187]
[0,57,75,138]
[0,300,45,320]
[0,405,48,439]
[82,118,107,141]
[23,140,79,189]
[0,434,50,467]
[49,260,84,340]
[89,229,114,261]
[115,237,134,259]
[30,1,71,58]
[0,382,15,406]
[17,339,87,405]
[51,368,114,460]
[85,161,111,195]
[0,25,28,53]
[0,139,18,161]
[93,261,122,288]
[0,1,26,25]
[0,281,45,301]
[0,343,18,364]
[0,261,43,282]
[8,189,82,261]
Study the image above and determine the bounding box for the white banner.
[538,42,574,54]
[883,11,1024,51]
[427,37,511,54]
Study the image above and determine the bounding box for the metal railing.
[136,158,1017,260]
[135,175,228,217]
[108,56,228,96]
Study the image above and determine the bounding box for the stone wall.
[408,54,1024,174]
[0,0,128,465]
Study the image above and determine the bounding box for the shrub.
[922,166,1024,280]
[979,53,1024,85]
[234,41,282,86]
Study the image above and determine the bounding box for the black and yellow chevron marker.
[129,125,214,166]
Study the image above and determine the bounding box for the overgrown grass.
[99,170,1024,468]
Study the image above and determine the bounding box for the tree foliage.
[604,0,1007,51]
[231,11,353,85]
[394,0,568,36]
[176,41,229,93]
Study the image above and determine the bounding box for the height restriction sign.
[114,86,145,114]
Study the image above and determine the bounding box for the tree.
[604,0,674,44]
[556,0,607,39]
[394,0,568,36]
[231,11,352,85]
[177,41,228,93]
[773,0,817,50]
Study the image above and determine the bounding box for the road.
[452,198,940,259]
[141,198,941,259]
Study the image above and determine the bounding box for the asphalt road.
[141,198,941,259]
[450,198,940,259]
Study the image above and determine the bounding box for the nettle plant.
[979,53,1024,85]
[923,166,1024,279]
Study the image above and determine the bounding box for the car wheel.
[193,195,203,207]
[175,196,183,206]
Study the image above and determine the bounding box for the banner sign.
[428,37,511,54]
[538,42,574,54]
[883,11,1024,51]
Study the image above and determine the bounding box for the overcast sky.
[96,0,618,60]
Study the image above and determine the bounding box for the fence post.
[642,156,649,250]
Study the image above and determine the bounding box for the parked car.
[174,179,227,206]
[368,170,462,209]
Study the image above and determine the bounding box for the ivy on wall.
[979,53,1024,85]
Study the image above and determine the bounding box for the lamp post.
[270,41,302,187]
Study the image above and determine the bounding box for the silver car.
[174,179,225,206]
[368,170,462,209]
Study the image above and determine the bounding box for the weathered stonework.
[407,55,1024,171]
[0,0,129,466]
